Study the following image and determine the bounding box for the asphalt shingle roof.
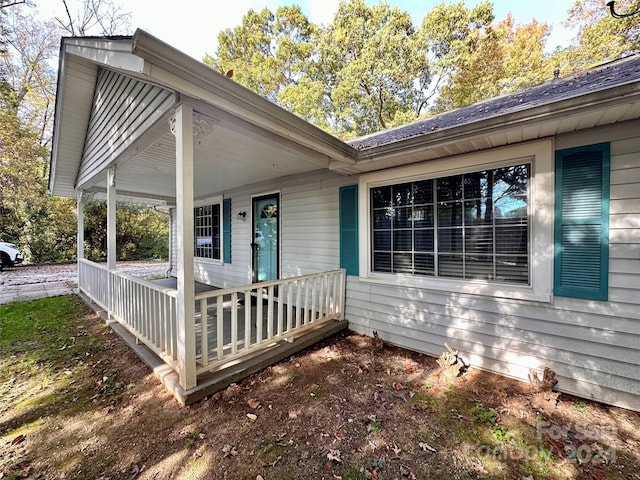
[348,54,640,151]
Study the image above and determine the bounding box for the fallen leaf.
[393,383,404,391]
[247,398,261,409]
[327,449,342,463]
[400,465,416,479]
[222,444,238,457]
[418,442,437,453]
[547,434,566,457]
[11,434,25,446]
[391,444,401,455]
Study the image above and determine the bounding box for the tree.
[209,0,430,139]
[0,6,58,144]
[434,14,552,111]
[416,0,495,110]
[205,6,314,105]
[56,0,131,36]
[313,0,429,137]
[559,0,640,70]
[0,0,168,265]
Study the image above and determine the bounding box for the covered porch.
[50,31,357,404]
[77,259,346,404]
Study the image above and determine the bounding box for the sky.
[36,0,578,61]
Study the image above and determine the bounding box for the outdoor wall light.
[237,211,247,220]
[606,0,640,18]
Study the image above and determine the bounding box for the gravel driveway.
[0,261,170,304]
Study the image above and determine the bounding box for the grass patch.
[0,296,89,396]
[0,296,80,353]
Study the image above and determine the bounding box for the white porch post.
[107,166,117,315]
[77,190,85,293]
[77,190,84,261]
[174,103,197,390]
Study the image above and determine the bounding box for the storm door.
[251,193,279,283]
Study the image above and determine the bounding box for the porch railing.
[79,259,179,369]
[110,271,179,369]
[194,269,346,374]
[78,258,109,310]
[78,259,346,386]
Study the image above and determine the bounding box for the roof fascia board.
[63,37,143,73]
[131,29,357,166]
[339,82,640,170]
[48,39,69,195]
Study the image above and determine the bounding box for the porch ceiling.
[84,106,333,202]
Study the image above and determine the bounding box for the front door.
[252,193,279,283]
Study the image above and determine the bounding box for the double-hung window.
[371,164,530,284]
[194,203,221,260]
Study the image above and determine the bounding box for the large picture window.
[194,204,221,260]
[371,164,530,285]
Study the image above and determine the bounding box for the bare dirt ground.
[1,269,639,480]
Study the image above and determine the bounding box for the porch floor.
[151,276,219,294]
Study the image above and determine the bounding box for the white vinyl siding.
[188,170,354,289]
[347,123,640,411]
[76,68,175,187]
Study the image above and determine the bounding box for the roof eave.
[335,81,640,171]
[48,36,140,198]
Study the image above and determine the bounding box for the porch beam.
[174,103,197,390]
[106,166,116,315]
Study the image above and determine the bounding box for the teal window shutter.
[223,198,232,264]
[554,143,610,300]
[339,184,359,276]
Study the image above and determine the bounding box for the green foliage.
[205,5,315,104]
[471,404,496,425]
[209,0,637,138]
[433,14,553,112]
[491,424,513,443]
[559,0,640,70]
[82,200,169,262]
[209,0,429,139]
[418,0,495,106]
[315,0,428,137]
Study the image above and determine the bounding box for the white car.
[0,241,24,271]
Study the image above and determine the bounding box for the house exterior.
[49,30,640,410]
